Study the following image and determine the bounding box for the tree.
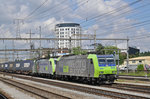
[129,52,139,58]
[137,64,144,71]
[96,44,105,54]
[139,51,150,56]
[104,46,118,54]
[119,53,126,65]
[72,47,87,55]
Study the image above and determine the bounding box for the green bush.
[72,47,87,55]
[137,64,144,71]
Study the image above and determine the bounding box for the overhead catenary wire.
[42,0,132,30]
[61,0,90,18]
[42,0,90,30]
[80,0,143,25]
[129,31,150,39]
[39,0,90,38]
[95,18,150,36]
[78,0,150,39]
[29,0,143,40]
[42,0,143,33]
[129,33,150,40]
[27,0,68,20]
[82,1,150,29]
[26,0,86,22]
[24,0,49,20]
[95,21,150,39]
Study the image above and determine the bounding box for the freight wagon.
[20,60,34,74]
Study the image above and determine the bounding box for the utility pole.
[69,36,72,53]
[126,37,129,73]
[114,40,119,74]
[16,52,19,61]
[26,29,35,59]
[12,40,15,61]
[5,45,7,62]
[14,19,24,38]
[80,28,82,48]
[39,26,42,58]
[117,49,120,74]
[94,30,96,51]
[115,40,117,47]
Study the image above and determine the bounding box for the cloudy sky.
[0,0,150,59]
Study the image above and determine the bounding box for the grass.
[119,71,150,76]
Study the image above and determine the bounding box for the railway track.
[0,94,8,99]
[118,75,150,81]
[119,75,149,77]
[102,83,150,94]
[0,77,70,99]
[0,72,149,99]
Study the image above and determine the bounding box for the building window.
[60,35,64,37]
[139,60,142,63]
[76,28,79,31]
[60,32,64,34]
[132,60,135,63]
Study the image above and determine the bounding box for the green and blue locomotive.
[0,54,117,84]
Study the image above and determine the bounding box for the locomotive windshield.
[98,58,106,66]
[97,55,115,66]
[98,59,106,64]
[107,58,115,64]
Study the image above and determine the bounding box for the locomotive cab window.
[106,58,115,66]
[54,60,57,64]
[90,59,93,64]
[98,58,106,65]
[107,59,114,64]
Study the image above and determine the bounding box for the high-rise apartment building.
[55,23,81,49]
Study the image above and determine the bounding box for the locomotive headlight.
[112,71,116,73]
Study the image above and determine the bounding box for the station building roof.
[129,56,150,61]
[56,23,80,27]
